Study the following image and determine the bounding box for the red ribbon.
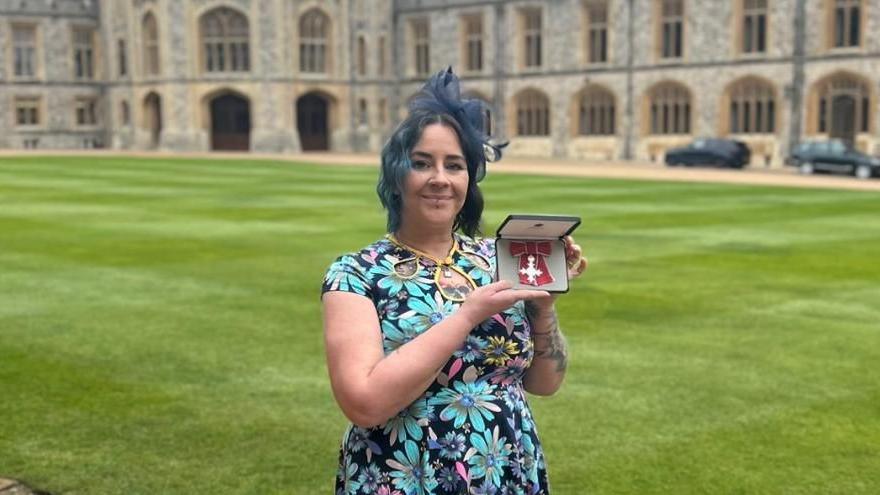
[509,241,554,286]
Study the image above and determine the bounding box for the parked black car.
[664,138,751,169]
[787,140,880,180]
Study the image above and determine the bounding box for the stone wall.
[0,3,104,149]
[1,0,879,161]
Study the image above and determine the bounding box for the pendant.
[433,263,477,302]
[510,241,555,286]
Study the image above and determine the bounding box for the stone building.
[2,0,879,167]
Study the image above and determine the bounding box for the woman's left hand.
[529,236,588,311]
[563,235,588,280]
[526,235,588,313]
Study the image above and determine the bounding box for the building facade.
[2,0,879,166]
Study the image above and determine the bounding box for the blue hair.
[377,67,506,237]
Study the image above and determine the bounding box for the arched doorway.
[296,93,329,151]
[812,72,872,147]
[143,92,162,149]
[210,93,250,151]
[831,95,856,144]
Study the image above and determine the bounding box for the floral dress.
[322,234,551,495]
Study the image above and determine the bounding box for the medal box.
[494,214,581,293]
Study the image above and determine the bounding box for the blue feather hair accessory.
[408,67,506,182]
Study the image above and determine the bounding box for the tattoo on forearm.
[523,301,542,322]
[534,324,568,373]
[525,303,568,373]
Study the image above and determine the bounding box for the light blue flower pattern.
[399,290,459,333]
[385,440,439,495]
[454,334,488,363]
[371,257,432,297]
[325,255,370,296]
[383,400,428,445]
[468,426,514,488]
[381,319,420,354]
[430,379,501,433]
[434,431,467,460]
[323,236,551,494]
[457,251,494,285]
[356,463,382,493]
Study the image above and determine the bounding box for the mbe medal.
[494,214,581,293]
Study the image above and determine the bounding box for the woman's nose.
[427,163,450,185]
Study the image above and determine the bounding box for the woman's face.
[400,123,469,231]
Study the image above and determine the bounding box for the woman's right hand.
[458,280,551,327]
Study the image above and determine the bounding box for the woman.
[322,68,587,495]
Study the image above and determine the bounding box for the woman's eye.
[412,160,428,169]
[447,162,465,171]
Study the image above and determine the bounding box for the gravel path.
[2,150,878,192]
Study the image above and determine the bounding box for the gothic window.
[831,0,861,48]
[378,98,387,125]
[142,13,160,75]
[411,18,430,76]
[201,7,250,73]
[300,9,329,74]
[357,36,367,76]
[521,9,542,68]
[117,38,127,76]
[648,82,691,134]
[728,78,775,134]
[577,86,615,135]
[516,89,550,136]
[658,0,684,59]
[14,97,40,126]
[585,1,608,64]
[120,100,130,126]
[75,98,98,126]
[72,27,95,79]
[12,25,36,78]
[358,99,368,126]
[378,36,386,76]
[741,0,767,54]
[462,14,483,73]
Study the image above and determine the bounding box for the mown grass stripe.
[1,155,877,494]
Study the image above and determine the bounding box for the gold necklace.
[385,233,477,301]
[386,233,457,278]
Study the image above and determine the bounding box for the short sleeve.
[321,254,373,299]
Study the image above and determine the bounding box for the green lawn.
[1,155,878,494]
